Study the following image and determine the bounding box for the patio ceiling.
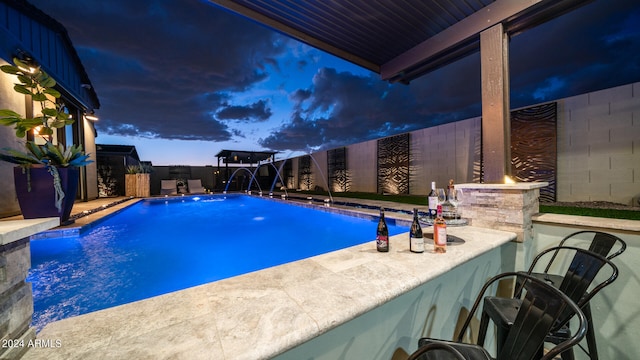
[209,0,592,84]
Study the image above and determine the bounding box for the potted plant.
[0,57,92,224]
[125,164,151,198]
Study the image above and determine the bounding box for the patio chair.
[187,179,206,194]
[413,272,587,360]
[160,179,178,195]
[477,246,618,360]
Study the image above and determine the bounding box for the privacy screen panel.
[298,155,313,190]
[377,133,410,194]
[511,102,557,202]
[328,147,350,192]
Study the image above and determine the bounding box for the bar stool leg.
[584,303,599,360]
[478,312,489,346]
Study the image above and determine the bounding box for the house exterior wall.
[0,67,23,216]
[0,1,100,217]
[83,118,99,200]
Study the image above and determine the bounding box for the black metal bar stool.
[410,272,587,360]
[477,246,618,360]
[518,230,626,360]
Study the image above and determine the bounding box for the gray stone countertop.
[24,225,515,360]
[0,218,59,246]
[533,213,640,233]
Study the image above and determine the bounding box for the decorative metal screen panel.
[328,147,350,192]
[298,155,313,190]
[377,133,410,194]
[511,103,557,202]
[282,159,295,189]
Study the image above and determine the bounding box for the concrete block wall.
[344,140,377,193]
[557,82,640,205]
[410,119,480,194]
[297,82,639,204]
[308,118,480,195]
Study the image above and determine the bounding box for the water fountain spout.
[266,161,293,199]
[223,167,262,194]
[307,154,334,203]
[248,162,289,198]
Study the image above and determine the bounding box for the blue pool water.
[28,194,406,330]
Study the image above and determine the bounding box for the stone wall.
[0,238,35,359]
[456,183,546,243]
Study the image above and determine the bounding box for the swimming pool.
[28,194,407,330]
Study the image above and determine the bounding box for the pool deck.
[19,194,516,360]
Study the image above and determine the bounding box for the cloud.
[216,100,272,121]
[509,1,640,107]
[260,68,426,151]
[29,0,287,141]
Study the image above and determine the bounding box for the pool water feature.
[28,194,407,331]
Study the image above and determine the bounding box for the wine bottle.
[376,208,389,252]
[434,204,447,253]
[410,208,424,253]
[427,181,438,219]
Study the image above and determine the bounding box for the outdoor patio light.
[14,49,38,73]
[85,110,99,121]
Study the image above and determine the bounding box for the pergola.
[208,0,593,182]
[215,149,277,165]
[214,149,278,190]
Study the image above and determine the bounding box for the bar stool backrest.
[499,273,585,360]
[451,272,587,360]
[523,246,618,329]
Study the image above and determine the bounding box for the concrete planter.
[13,166,78,224]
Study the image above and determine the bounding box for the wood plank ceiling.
[209,0,593,84]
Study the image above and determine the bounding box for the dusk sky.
[28,0,640,166]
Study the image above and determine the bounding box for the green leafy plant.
[0,58,72,139]
[126,165,140,174]
[0,57,93,211]
[126,163,153,174]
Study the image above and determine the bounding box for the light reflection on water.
[28,194,406,331]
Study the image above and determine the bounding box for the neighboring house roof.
[96,144,141,162]
[0,0,100,110]
[209,0,593,84]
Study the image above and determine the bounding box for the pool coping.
[23,195,516,360]
[32,193,418,239]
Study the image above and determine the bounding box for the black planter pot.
[13,166,79,224]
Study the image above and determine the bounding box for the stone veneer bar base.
[0,218,59,360]
[456,182,548,243]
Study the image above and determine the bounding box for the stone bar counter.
[0,218,59,360]
[455,182,549,243]
[24,222,516,359]
[455,182,548,282]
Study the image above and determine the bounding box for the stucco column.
[480,23,511,183]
